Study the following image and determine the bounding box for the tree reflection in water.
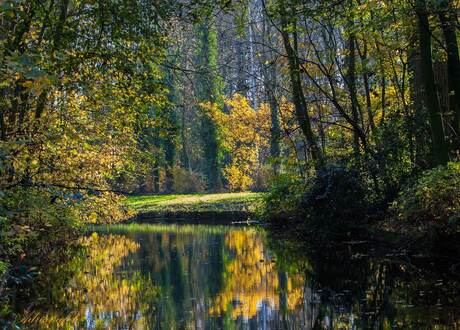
[267,230,460,329]
[14,224,460,329]
[21,232,158,329]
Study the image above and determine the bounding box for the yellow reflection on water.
[22,233,158,330]
[210,229,305,319]
[20,226,307,329]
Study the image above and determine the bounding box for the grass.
[125,192,264,217]
[91,223,255,235]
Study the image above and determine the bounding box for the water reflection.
[21,233,158,329]
[267,231,460,329]
[14,224,460,329]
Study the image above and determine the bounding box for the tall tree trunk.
[247,1,258,111]
[409,37,431,169]
[439,1,460,151]
[279,8,323,166]
[164,63,179,193]
[35,0,70,121]
[180,106,191,171]
[359,41,376,135]
[152,165,160,193]
[416,0,450,165]
[195,18,223,190]
[235,37,248,96]
[164,127,177,194]
[262,15,281,173]
[347,32,361,158]
[0,108,5,141]
[268,79,281,173]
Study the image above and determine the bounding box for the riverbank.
[125,192,264,222]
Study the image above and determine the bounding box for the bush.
[300,164,371,228]
[0,188,80,270]
[0,187,133,273]
[262,164,373,228]
[261,172,306,221]
[391,162,460,234]
[172,167,207,194]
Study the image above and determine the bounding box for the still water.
[15,224,460,329]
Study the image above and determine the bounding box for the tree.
[438,0,460,150]
[261,13,281,173]
[164,65,180,193]
[276,0,323,166]
[195,16,224,190]
[0,0,172,267]
[416,0,450,165]
[212,94,270,191]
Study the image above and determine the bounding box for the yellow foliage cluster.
[0,1,169,239]
[1,56,165,226]
[211,94,270,191]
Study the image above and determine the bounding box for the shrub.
[391,162,460,233]
[371,116,416,202]
[262,163,373,228]
[0,187,132,271]
[172,167,207,194]
[261,172,306,221]
[0,188,80,264]
[300,164,371,228]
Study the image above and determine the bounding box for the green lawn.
[126,192,264,216]
[92,223,255,235]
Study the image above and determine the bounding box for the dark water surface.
[14,223,460,329]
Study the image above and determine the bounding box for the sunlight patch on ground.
[126,192,264,214]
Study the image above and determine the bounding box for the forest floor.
[126,192,264,222]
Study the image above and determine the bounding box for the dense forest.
[0,0,459,326]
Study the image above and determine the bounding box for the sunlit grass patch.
[126,194,184,207]
[125,192,264,215]
[91,223,254,235]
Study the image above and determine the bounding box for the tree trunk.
[152,165,160,194]
[347,32,361,158]
[416,0,450,165]
[279,9,323,166]
[180,106,191,171]
[439,2,460,151]
[247,1,258,111]
[359,41,376,135]
[268,83,281,173]
[408,37,430,169]
[195,18,223,190]
[261,15,281,173]
[235,37,248,96]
